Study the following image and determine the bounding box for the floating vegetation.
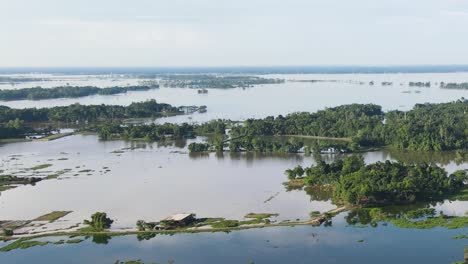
[34,211,72,222]
[66,239,83,244]
[245,213,279,219]
[0,239,50,252]
[29,164,52,170]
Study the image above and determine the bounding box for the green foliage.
[288,155,467,205]
[229,136,304,153]
[231,104,384,139]
[285,165,305,180]
[211,220,240,228]
[335,161,466,204]
[229,100,467,151]
[159,74,284,89]
[195,119,226,134]
[404,208,436,219]
[0,175,42,192]
[0,239,49,252]
[34,211,72,222]
[384,99,467,151]
[346,208,468,229]
[0,99,180,123]
[0,118,34,139]
[30,164,52,170]
[83,212,113,231]
[0,85,159,101]
[188,142,211,153]
[244,213,278,219]
[99,122,196,141]
[66,239,83,244]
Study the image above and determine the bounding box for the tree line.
[286,155,467,205]
[229,99,467,151]
[0,85,159,101]
[0,100,180,123]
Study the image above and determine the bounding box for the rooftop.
[163,213,193,221]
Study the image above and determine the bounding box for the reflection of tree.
[345,202,443,227]
[91,234,112,244]
[345,209,374,225]
[304,186,334,201]
[137,233,156,241]
[188,152,210,159]
[384,149,467,166]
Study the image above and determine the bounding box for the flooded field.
[0,72,467,263]
[0,135,466,228]
[0,73,467,124]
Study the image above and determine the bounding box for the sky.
[1,0,468,67]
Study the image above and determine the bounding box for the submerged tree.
[84,212,114,231]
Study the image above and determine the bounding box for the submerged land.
[0,71,467,263]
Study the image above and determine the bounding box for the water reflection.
[0,222,466,264]
[0,135,466,228]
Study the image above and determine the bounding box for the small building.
[25,134,45,140]
[160,213,195,229]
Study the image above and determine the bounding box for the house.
[25,134,45,140]
[160,213,196,229]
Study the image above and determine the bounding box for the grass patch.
[34,211,72,222]
[452,235,468,239]
[66,239,83,244]
[45,174,60,179]
[211,220,240,228]
[245,213,279,219]
[356,239,365,243]
[0,239,49,252]
[30,164,52,170]
[284,179,306,189]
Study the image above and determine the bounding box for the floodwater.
[0,214,466,264]
[0,72,467,263]
[0,135,466,227]
[0,73,467,124]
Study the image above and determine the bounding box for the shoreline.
[0,206,353,242]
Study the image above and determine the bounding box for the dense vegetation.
[229,100,467,151]
[98,122,196,140]
[159,75,284,89]
[0,100,181,123]
[0,85,159,101]
[0,119,33,139]
[383,100,467,150]
[286,155,467,205]
[83,212,113,231]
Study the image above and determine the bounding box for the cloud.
[1,0,468,66]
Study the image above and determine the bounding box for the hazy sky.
[1,0,468,67]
